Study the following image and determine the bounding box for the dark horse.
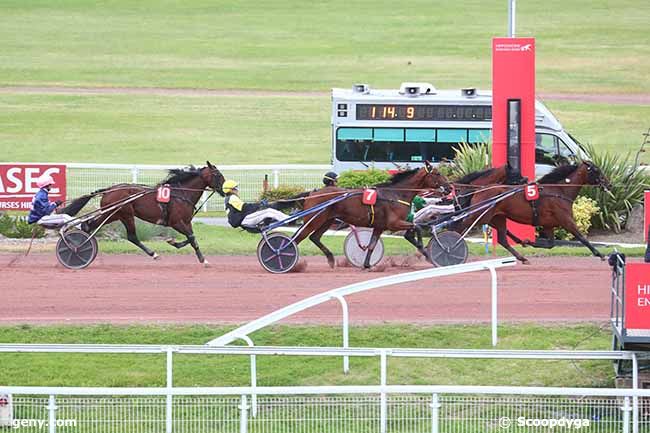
[466,161,611,264]
[61,162,225,266]
[294,161,451,269]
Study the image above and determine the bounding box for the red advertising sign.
[0,164,67,211]
[643,191,650,244]
[625,263,650,329]
[492,37,536,244]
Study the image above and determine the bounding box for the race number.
[525,183,539,201]
[157,185,171,203]
[362,189,377,205]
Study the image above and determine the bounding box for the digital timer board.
[356,104,492,121]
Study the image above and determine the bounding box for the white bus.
[331,82,588,176]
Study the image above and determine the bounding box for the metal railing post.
[272,170,279,189]
[334,295,350,374]
[166,348,173,433]
[131,166,139,184]
[380,350,387,433]
[241,336,257,417]
[47,395,57,433]
[622,396,631,433]
[239,395,249,433]
[430,393,440,433]
[489,266,498,346]
[633,353,639,433]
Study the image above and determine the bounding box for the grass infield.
[0,323,615,388]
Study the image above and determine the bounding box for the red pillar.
[492,37,536,242]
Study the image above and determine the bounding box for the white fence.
[0,345,645,433]
[63,163,331,211]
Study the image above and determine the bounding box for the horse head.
[582,161,611,191]
[201,161,226,196]
[422,161,452,195]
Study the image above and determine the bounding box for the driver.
[28,174,73,227]
[223,179,288,229]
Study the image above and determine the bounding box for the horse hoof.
[152,253,160,260]
[327,258,335,269]
[521,259,531,265]
[203,260,211,268]
[166,238,175,245]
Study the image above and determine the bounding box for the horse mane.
[456,167,497,184]
[160,165,202,186]
[537,164,579,184]
[374,168,420,187]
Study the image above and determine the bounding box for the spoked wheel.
[343,229,384,268]
[257,232,299,274]
[56,230,99,270]
[427,231,468,267]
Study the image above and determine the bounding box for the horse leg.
[508,228,555,249]
[121,216,158,259]
[491,215,530,264]
[363,227,384,269]
[308,218,336,268]
[171,221,207,265]
[560,219,605,260]
[404,226,430,261]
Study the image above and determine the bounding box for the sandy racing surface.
[0,253,615,325]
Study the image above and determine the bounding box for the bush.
[579,143,650,232]
[554,196,600,240]
[0,214,46,239]
[337,168,391,188]
[447,142,491,180]
[259,185,306,202]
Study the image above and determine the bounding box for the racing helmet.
[222,179,239,194]
[36,174,55,188]
[323,171,338,186]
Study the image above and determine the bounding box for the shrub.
[554,196,600,240]
[0,214,46,239]
[448,142,491,180]
[579,143,650,232]
[337,168,391,188]
[259,185,306,202]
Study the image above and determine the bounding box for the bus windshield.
[335,127,490,163]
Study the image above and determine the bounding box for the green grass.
[0,323,616,388]
[1,0,648,93]
[2,94,649,165]
[0,223,645,258]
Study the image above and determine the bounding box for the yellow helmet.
[222,179,239,194]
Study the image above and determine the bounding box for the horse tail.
[270,191,311,210]
[59,187,110,216]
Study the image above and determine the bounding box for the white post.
[273,170,279,189]
[201,191,208,213]
[242,336,257,417]
[633,353,639,433]
[430,393,440,433]
[623,396,631,433]
[239,395,249,433]
[489,266,498,346]
[131,166,139,184]
[380,350,387,433]
[508,0,516,37]
[335,295,350,374]
[47,395,57,433]
[166,349,173,433]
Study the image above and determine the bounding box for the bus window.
[406,129,435,162]
[558,140,576,162]
[336,128,373,161]
[436,129,468,161]
[535,133,575,165]
[372,128,404,161]
[468,129,491,143]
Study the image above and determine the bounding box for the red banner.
[625,263,650,329]
[0,164,67,211]
[492,37,536,244]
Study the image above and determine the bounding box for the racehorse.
[466,161,610,264]
[293,161,452,269]
[61,162,225,265]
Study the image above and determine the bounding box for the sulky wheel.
[344,229,384,268]
[427,231,468,267]
[56,229,98,270]
[257,232,299,274]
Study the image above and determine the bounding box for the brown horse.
[61,162,225,265]
[467,161,610,264]
[295,162,451,269]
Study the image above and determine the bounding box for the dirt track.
[0,253,615,325]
